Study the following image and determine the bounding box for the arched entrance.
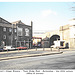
[50,35,60,47]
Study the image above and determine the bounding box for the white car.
[51,45,65,49]
[51,45,56,48]
[3,46,15,50]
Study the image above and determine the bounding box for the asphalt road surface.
[0,50,75,70]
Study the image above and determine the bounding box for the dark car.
[0,48,4,51]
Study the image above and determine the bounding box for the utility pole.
[11,24,13,47]
[16,25,18,47]
[31,21,33,48]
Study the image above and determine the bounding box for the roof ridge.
[12,20,21,23]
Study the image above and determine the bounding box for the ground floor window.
[3,35,6,39]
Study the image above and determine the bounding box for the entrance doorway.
[50,35,60,47]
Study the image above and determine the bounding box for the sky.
[0,2,75,33]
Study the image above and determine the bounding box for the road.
[0,50,75,70]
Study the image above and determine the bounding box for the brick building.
[0,17,33,48]
[12,20,33,48]
[0,17,12,46]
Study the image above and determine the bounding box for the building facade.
[59,19,75,48]
[12,20,33,48]
[0,17,33,48]
[0,17,12,46]
[33,18,75,49]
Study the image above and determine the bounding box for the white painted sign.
[25,28,29,36]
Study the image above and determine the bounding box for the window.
[3,35,6,39]
[9,28,12,32]
[14,29,17,33]
[3,27,6,31]
[17,27,23,36]
[14,36,17,40]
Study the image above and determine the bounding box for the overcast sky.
[0,2,75,32]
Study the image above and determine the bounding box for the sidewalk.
[0,48,63,61]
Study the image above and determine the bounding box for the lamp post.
[16,25,18,47]
[31,38,33,49]
[49,33,52,51]
[11,24,14,47]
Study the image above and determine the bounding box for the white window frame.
[3,27,6,32]
[14,36,17,40]
[14,29,17,33]
[9,28,12,32]
[3,35,6,39]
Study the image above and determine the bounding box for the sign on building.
[25,28,29,36]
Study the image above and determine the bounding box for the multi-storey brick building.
[12,20,33,48]
[0,17,12,46]
[0,17,33,48]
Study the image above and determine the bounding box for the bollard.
[57,47,60,52]
[27,47,28,51]
[7,49,8,53]
[18,48,19,52]
[36,47,37,51]
[51,47,52,51]
[43,47,44,51]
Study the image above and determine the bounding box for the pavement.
[0,48,66,61]
[0,48,63,61]
[0,48,75,61]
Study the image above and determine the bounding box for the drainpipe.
[11,24,13,47]
[31,21,33,48]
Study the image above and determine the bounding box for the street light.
[11,24,14,47]
[49,33,52,51]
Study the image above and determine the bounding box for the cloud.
[41,9,57,17]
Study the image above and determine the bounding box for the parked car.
[51,45,65,49]
[0,48,4,51]
[3,46,15,50]
[51,45,56,48]
[16,47,27,50]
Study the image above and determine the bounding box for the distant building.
[42,37,49,48]
[33,18,75,49]
[0,17,33,48]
